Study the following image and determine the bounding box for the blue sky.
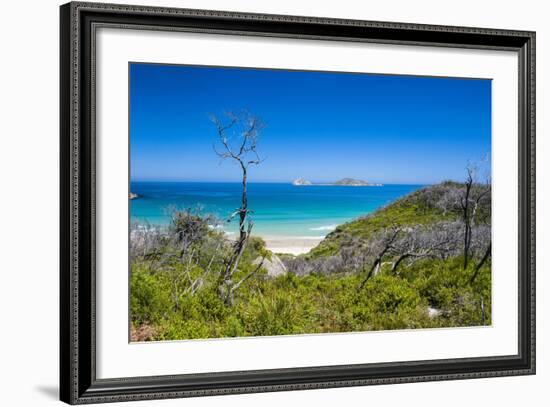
[130,63,491,184]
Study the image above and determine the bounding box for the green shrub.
[130,264,172,326]
[353,274,430,330]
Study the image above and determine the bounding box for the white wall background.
[0,0,547,405]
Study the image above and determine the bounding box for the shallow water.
[130,182,423,238]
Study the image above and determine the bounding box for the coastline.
[258,235,323,255]
[130,183,426,256]
[131,223,325,256]
[130,183,424,245]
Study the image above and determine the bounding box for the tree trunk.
[211,112,264,306]
[391,253,411,274]
[358,228,399,291]
[470,242,491,284]
[359,258,381,290]
[463,222,471,269]
[239,166,247,241]
[462,179,472,270]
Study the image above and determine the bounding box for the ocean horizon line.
[130,179,430,186]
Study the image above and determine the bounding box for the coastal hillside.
[307,181,491,259]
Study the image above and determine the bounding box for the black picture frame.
[60,1,536,404]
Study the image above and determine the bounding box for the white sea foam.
[208,224,224,230]
[309,225,337,231]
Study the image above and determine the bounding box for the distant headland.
[292,177,383,187]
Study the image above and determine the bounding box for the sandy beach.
[224,233,324,255]
[261,236,324,256]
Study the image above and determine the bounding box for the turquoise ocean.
[130,182,424,238]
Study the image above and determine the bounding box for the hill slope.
[308,181,490,258]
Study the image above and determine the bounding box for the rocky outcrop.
[253,254,287,277]
[292,178,313,186]
[129,192,139,200]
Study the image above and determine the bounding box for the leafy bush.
[130,264,172,326]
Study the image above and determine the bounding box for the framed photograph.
[60,1,535,404]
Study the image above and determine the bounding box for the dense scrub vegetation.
[131,254,490,340]
[308,181,490,258]
[130,180,492,341]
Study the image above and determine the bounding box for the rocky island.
[129,192,139,200]
[292,178,313,186]
[333,178,383,186]
[292,177,382,186]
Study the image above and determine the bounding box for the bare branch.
[210,110,266,305]
[232,256,266,292]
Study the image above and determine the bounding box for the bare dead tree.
[459,164,491,269]
[358,226,400,290]
[436,164,491,270]
[389,223,461,274]
[461,167,474,269]
[390,234,431,275]
[211,111,266,305]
